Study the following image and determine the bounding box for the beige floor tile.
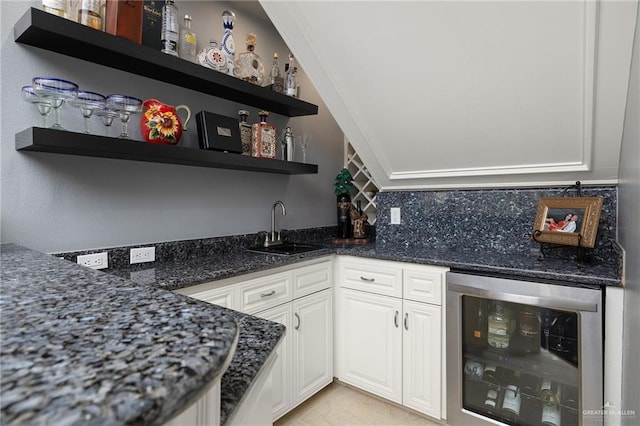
[275,381,443,426]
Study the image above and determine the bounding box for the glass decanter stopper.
[220,10,236,76]
[236,33,265,85]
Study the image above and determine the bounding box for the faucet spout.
[268,200,286,246]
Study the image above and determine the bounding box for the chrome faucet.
[265,200,286,247]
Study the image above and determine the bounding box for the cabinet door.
[403,300,442,418]
[185,285,237,309]
[338,256,403,298]
[403,265,445,305]
[337,287,403,403]
[292,260,332,299]
[292,288,333,406]
[238,271,292,314]
[255,304,292,422]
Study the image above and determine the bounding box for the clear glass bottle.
[269,52,284,92]
[238,110,252,156]
[161,0,178,56]
[178,14,197,63]
[78,0,102,30]
[540,380,562,426]
[251,110,276,159]
[518,306,541,353]
[285,54,297,97]
[236,34,265,85]
[42,0,68,19]
[220,10,236,76]
[487,301,514,349]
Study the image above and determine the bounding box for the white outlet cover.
[130,247,156,264]
[77,252,108,270]
[390,207,401,224]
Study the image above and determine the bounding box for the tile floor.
[274,381,444,425]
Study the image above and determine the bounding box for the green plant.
[334,168,354,195]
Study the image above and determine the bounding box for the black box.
[142,0,162,50]
[196,111,243,153]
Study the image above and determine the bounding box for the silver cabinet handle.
[260,290,276,298]
[294,312,301,330]
[394,310,399,328]
[360,276,375,282]
[404,313,409,330]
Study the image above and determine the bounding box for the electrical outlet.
[77,252,108,269]
[390,207,401,225]
[130,247,155,264]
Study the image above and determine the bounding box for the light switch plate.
[390,207,401,225]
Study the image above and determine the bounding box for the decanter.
[285,54,298,97]
[251,110,276,159]
[220,10,236,76]
[236,33,265,85]
[238,110,252,156]
[269,52,284,93]
[197,39,227,72]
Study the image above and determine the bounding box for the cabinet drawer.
[238,272,292,314]
[403,266,445,305]
[338,257,402,298]
[293,261,332,299]
[187,285,238,310]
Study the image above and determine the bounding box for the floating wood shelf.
[16,128,318,175]
[14,7,318,117]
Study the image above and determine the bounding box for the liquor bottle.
[161,0,178,56]
[269,53,284,92]
[67,0,80,22]
[142,0,163,50]
[105,0,144,43]
[197,39,227,72]
[518,306,541,354]
[488,301,515,350]
[178,14,197,63]
[471,298,488,348]
[501,369,522,421]
[463,359,485,408]
[285,54,297,97]
[78,0,102,29]
[236,34,265,85]
[220,10,236,76]
[42,0,69,19]
[251,110,276,159]
[540,380,562,426]
[238,110,252,156]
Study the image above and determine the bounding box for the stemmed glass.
[22,85,53,127]
[105,94,143,139]
[32,77,79,130]
[69,91,106,134]
[94,108,120,137]
[297,133,312,163]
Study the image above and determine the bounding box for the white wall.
[618,1,640,422]
[0,1,344,253]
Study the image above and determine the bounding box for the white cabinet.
[336,256,447,420]
[164,380,221,426]
[178,258,333,422]
[292,288,333,406]
[338,287,403,403]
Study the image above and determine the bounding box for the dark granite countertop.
[0,243,284,425]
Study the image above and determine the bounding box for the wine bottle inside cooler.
[501,369,522,421]
[562,385,579,426]
[540,379,562,426]
[520,373,542,426]
[482,365,504,416]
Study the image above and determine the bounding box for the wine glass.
[32,77,79,130]
[69,91,106,134]
[21,85,53,127]
[94,107,119,137]
[105,94,143,139]
[297,133,312,163]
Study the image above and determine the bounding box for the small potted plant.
[334,168,354,238]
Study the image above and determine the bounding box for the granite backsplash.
[375,185,618,262]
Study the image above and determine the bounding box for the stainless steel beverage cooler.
[446,272,603,426]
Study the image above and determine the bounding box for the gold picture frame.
[532,197,604,248]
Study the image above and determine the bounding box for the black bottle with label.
[464,297,488,349]
[482,365,504,416]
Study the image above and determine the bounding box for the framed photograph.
[532,196,604,248]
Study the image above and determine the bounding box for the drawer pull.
[404,313,409,330]
[394,310,399,328]
[260,290,276,298]
[294,312,301,330]
[360,276,375,282]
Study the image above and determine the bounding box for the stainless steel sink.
[246,242,326,256]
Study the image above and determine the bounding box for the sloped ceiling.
[260,1,637,190]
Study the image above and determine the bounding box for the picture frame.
[532,196,604,248]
